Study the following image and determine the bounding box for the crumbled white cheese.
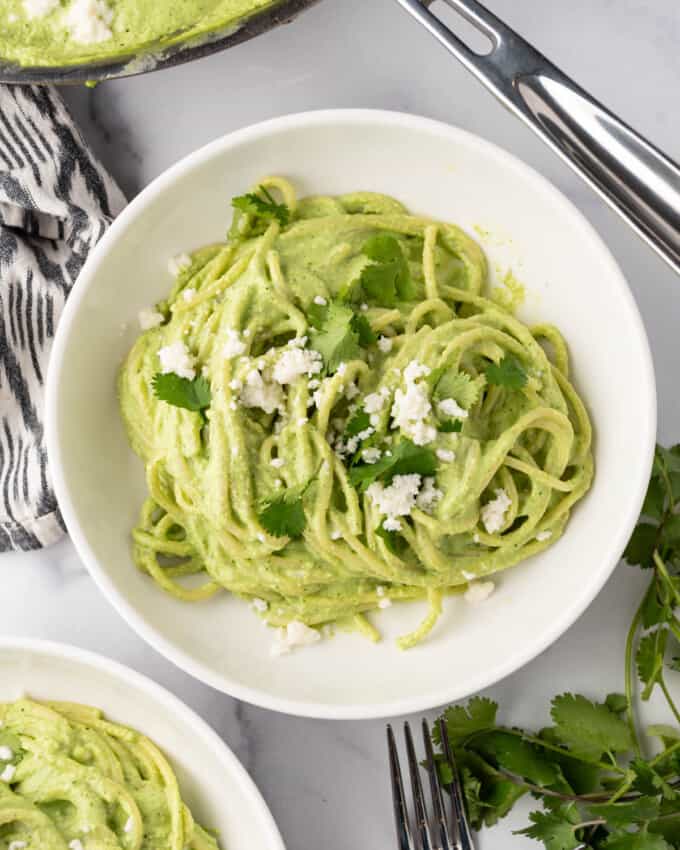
[252,598,268,613]
[68,841,84,850]
[376,585,386,597]
[270,458,285,469]
[167,252,191,276]
[416,477,443,513]
[287,336,308,349]
[464,581,495,603]
[536,530,553,542]
[8,840,27,850]
[240,368,283,414]
[362,447,382,464]
[0,746,13,761]
[228,401,238,411]
[182,288,196,302]
[369,413,381,428]
[367,473,422,525]
[271,621,321,656]
[364,392,386,414]
[473,532,480,543]
[297,417,308,426]
[22,0,58,18]
[378,597,392,609]
[222,329,247,359]
[436,449,455,463]
[330,529,342,540]
[461,570,477,580]
[313,295,327,306]
[123,817,134,834]
[438,398,469,419]
[257,533,265,542]
[0,764,15,782]
[138,308,163,330]
[345,382,359,400]
[377,336,393,353]
[63,0,113,43]
[360,303,368,312]
[229,378,242,391]
[391,360,436,446]
[273,347,322,384]
[158,341,195,380]
[382,517,402,532]
[481,488,511,534]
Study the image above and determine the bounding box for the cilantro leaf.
[625,523,659,569]
[474,731,563,787]
[357,234,415,306]
[550,694,633,760]
[637,629,669,700]
[630,759,677,801]
[375,525,406,555]
[349,439,437,492]
[432,369,485,409]
[516,808,582,850]
[433,697,498,748]
[587,798,660,828]
[439,419,463,433]
[350,313,377,346]
[642,475,666,520]
[258,494,306,538]
[605,693,629,715]
[345,411,371,437]
[231,185,290,229]
[670,657,680,672]
[152,373,211,413]
[485,354,527,390]
[603,831,673,850]
[309,301,362,373]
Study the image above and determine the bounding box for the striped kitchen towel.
[0,85,126,552]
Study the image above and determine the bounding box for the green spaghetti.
[119,177,593,650]
[0,698,219,849]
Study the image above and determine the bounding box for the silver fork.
[387,719,475,850]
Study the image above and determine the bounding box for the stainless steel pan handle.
[394,0,680,275]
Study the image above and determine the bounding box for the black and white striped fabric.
[0,85,125,553]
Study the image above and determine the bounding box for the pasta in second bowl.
[46,111,655,718]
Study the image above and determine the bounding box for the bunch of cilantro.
[431,445,680,850]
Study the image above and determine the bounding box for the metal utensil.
[0,0,320,85]
[394,0,680,276]
[387,719,475,850]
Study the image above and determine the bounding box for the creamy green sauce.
[0,0,272,68]
[119,178,593,650]
[0,698,219,849]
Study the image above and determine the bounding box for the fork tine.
[438,718,475,850]
[422,719,453,850]
[404,722,435,850]
[387,725,416,850]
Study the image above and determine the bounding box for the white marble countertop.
[3,1,680,848]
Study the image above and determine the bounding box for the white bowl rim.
[0,637,285,848]
[46,108,657,720]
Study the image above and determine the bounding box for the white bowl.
[46,110,656,719]
[0,639,284,849]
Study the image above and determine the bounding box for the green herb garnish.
[152,373,211,413]
[439,420,463,433]
[258,493,306,539]
[356,234,415,306]
[428,443,680,850]
[231,185,290,232]
[350,439,437,492]
[345,411,371,437]
[485,354,528,389]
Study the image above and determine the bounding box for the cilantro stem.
[659,678,680,726]
[624,590,647,757]
[654,551,680,607]
[649,739,680,768]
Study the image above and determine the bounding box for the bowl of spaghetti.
[46,110,656,718]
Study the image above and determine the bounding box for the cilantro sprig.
[428,443,680,850]
[350,438,437,492]
[152,373,211,414]
[258,493,306,539]
[485,354,528,390]
[231,185,290,236]
[308,300,376,374]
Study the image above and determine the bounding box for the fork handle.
[394,0,680,275]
